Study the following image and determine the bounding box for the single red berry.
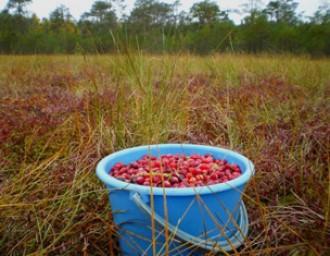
[189,177,196,184]
[196,174,204,181]
[152,175,161,184]
[200,164,210,170]
[231,172,240,179]
[192,154,202,159]
[169,162,177,169]
[178,182,185,188]
[114,162,124,169]
[210,173,218,180]
[202,156,213,163]
[170,176,179,184]
[130,163,139,169]
[190,168,201,175]
[127,168,136,174]
[136,176,145,184]
[225,169,232,176]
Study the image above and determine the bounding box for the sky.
[0,0,327,23]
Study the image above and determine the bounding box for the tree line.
[0,0,330,55]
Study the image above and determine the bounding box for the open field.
[0,54,329,255]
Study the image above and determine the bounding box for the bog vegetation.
[0,0,330,255]
[0,54,329,255]
[0,0,330,55]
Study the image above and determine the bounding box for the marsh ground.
[0,54,329,255]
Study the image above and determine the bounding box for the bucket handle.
[131,192,249,252]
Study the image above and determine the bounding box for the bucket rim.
[96,144,254,196]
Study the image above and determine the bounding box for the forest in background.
[0,0,330,55]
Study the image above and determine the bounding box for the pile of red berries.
[110,154,242,188]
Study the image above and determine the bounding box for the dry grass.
[0,54,329,255]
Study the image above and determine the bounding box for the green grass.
[0,54,329,255]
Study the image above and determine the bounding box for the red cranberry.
[136,176,145,185]
[170,176,179,184]
[109,154,242,188]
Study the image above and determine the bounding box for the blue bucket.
[96,144,254,255]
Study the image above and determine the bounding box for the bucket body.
[96,144,254,256]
